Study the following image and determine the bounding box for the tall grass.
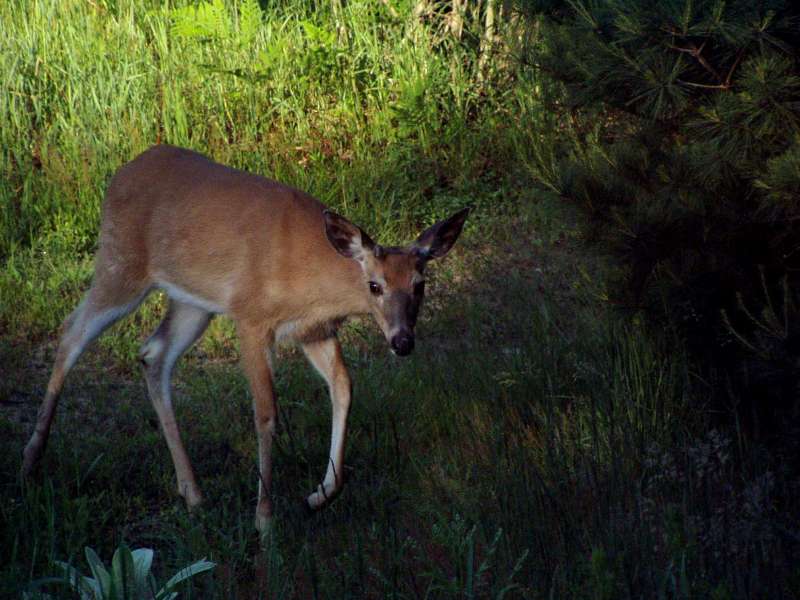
[0,0,522,342]
[4,223,792,596]
[2,1,797,598]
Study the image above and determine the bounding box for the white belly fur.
[157,280,226,314]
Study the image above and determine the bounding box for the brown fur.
[22,145,468,530]
[100,145,371,333]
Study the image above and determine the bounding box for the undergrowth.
[1,1,798,598]
[0,0,534,344]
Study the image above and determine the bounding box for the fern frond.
[239,0,262,46]
[170,0,232,41]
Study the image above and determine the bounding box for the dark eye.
[414,281,425,296]
[368,281,383,296]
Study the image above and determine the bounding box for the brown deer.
[21,145,468,531]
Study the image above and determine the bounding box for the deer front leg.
[302,336,352,510]
[238,323,277,533]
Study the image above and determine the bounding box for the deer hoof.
[306,483,339,511]
[254,497,273,530]
[21,438,44,476]
[306,492,324,511]
[254,511,273,534]
[179,483,203,510]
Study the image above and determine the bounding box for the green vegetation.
[518,0,800,430]
[0,0,530,342]
[1,1,798,598]
[28,544,214,599]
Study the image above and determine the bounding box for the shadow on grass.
[2,197,797,599]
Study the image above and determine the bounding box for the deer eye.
[368,281,383,296]
[414,281,425,296]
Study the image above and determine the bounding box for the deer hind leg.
[140,300,211,509]
[22,284,147,475]
[238,323,276,533]
[302,336,352,510]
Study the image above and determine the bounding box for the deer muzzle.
[390,330,415,356]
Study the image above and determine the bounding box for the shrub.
[518,0,800,430]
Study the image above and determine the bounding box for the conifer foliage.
[521,0,800,423]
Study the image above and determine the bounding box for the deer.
[21,144,469,532]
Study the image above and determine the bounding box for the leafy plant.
[169,0,261,46]
[170,0,229,40]
[27,544,215,600]
[297,19,339,81]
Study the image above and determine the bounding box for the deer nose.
[390,332,415,356]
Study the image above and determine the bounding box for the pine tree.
[519,0,800,427]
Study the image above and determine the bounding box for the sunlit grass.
[1,2,793,598]
[0,0,523,345]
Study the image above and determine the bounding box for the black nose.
[391,333,415,356]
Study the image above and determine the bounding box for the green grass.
[0,208,641,598]
[1,1,797,598]
[0,0,529,342]
[4,203,793,598]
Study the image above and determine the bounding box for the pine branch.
[724,49,745,87]
[676,79,729,90]
[668,40,723,84]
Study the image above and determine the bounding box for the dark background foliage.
[519,0,800,436]
[2,1,800,597]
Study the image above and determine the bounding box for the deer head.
[323,208,470,356]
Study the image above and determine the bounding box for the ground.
[2,196,606,598]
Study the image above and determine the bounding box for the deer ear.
[412,207,470,260]
[323,210,375,261]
